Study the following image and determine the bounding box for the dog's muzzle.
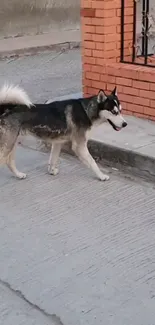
[107,119,127,131]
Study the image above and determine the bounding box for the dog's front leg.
[48,143,62,176]
[72,141,109,181]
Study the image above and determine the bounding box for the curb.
[87,140,155,182]
[22,138,155,182]
[0,41,80,59]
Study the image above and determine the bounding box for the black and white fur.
[0,85,127,181]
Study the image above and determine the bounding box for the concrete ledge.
[88,140,155,182]
[20,136,155,182]
[0,30,80,59]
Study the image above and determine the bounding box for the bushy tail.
[0,84,32,108]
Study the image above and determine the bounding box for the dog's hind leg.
[48,143,62,176]
[72,139,109,181]
[7,145,27,179]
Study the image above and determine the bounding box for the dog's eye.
[112,107,118,115]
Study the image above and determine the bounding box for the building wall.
[82,0,155,120]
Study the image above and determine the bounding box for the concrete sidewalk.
[0,29,80,59]
[89,115,155,181]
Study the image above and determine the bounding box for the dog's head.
[97,87,127,131]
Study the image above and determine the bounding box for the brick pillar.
[122,0,134,62]
[81,0,121,97]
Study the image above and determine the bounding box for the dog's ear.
[97,90,107,103]
[111,87,117,97]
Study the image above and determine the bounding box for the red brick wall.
[81,0,155,120]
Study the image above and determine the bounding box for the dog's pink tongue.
[116,127,121,131]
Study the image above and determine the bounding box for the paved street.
[0,48,82,102]
[0,50,155,325]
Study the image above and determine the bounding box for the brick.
[124,24,133,32]
[139,89,155,100]
[87,86,98,94]
[105,65,120,76]
[124,11,134,21]
[91,65,105,74]
[103,0,121,10]
[84,41,96,49]
[96,42,116,51]
[96,25,117,35]
[133,96,150,107]
[102,49,120,59]
[132,80,150,90]
[130,104,144,114]
[84,25,96,33]
[83,48,92,56]
[116,85,123,93]
[91,80,106,90]
[116,77,132,86]
[92,34,104,42]
[103,33,120,43]
[101,74,116,84]
[92,49,104,58]
[119,93,133,103]
[82,17,92,25]
[150,100,155,108]
[86,71,100,81]
[91,18,105,26]
[119,67,139,80]
[81,8,96,17]
[124,31,134,40]
[106,83,116,91]
[83,56,96,65]
[83,78,92,87]
[122,86,138,96]
[116,9,121,17]
[92,1,107,9]
[144,107,155,116]
[138,69,155,83]
[83,63,92,72]
[125,7,134,15]
[96,9,116,18]
[150,83,155,91]
[83,32,92,41]
[103,17,120,27]
[81,0,92,8]
[95,58,107,66]
[120,101,128,110]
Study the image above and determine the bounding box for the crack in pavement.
[0,278,64,325]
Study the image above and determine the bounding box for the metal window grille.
[121,0,155,67]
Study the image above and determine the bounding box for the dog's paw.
[99,173,109,181]
[48,166,59,176]
[17,172,27,179]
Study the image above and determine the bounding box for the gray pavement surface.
[0,50,155,325]
[0,147,155,325]
[0,49,82,102]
